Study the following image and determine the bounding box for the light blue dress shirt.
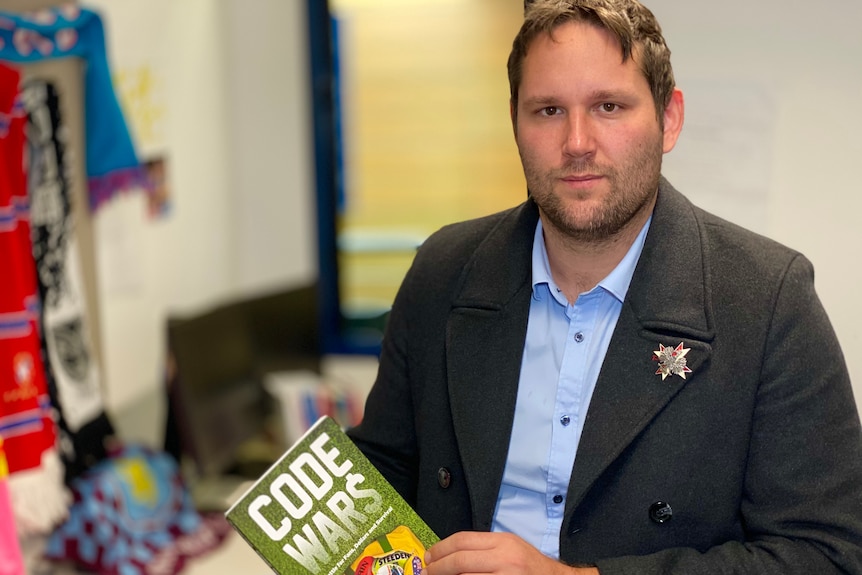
[490,216,652,559]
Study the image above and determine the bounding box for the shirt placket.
[541,292,598,554]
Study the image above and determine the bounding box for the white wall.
[81,0,862,446]
[223,1,317,294]
[85,0,316,445]
[650,0,862,400]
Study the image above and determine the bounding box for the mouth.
[560,174,604,188]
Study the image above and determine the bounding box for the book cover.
[225,415,438,575]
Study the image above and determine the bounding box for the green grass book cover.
[225,416,438,575]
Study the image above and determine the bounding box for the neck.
[540,201,653,303]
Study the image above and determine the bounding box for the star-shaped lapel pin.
[652,342,692,381]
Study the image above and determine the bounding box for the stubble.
[521,136,664,245]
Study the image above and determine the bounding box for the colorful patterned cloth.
[0,61,55,475]
[24,76,115,486]
[0,4,147,210]
[0,61,68,537]
[45,445,232,575]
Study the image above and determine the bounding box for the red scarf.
[0,61,56,474]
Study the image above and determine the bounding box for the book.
[225,415,439,575]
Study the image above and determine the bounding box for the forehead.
[519,20,649,99]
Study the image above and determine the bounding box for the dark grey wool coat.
[348,178,862,574]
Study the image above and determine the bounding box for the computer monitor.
[163,283,321,485]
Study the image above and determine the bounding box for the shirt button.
[560,415,571,426]
[574,332,584,343]
[553,494,563,504]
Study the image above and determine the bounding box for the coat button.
[437,467,451,489]
[649,501,673,524]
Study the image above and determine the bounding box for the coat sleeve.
[345,241,425,507]
[593,254,862,575]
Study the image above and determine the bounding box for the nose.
[563,110,595,158]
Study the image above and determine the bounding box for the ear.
[510,99,518,138]
[661,88,684,153]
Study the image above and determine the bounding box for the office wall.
[38,0,862,445]
[80,0,316,445]
[651,0,862,401]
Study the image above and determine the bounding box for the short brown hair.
[508,0,675,123]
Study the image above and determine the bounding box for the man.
[346,1,862,573]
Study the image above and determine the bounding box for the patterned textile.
[23,78,116,484]
[0,4,147,211]
[0,61,55,474]
[0,61,68,536]
[44,445,232,575]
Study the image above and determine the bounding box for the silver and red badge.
[652,342,692,381]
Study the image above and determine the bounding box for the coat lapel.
[444,181,717,530]
[565,179,716,516]
[446,201,539,531]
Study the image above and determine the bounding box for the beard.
[520,136,664,244]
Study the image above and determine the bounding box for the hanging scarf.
[24,77,117,488]
[0,4,147,211]
[0,61,68,536]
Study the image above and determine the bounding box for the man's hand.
[424,531,599,575]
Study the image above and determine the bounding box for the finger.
[426,531,498,563]
[425,547,501,575]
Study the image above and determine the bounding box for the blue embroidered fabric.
[0,5,147,211]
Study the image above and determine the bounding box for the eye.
[539,106,562,117]
[599,102,619,113]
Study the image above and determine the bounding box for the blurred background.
[2,0,861,572]
[78,0,862,448]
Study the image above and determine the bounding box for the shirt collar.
[531,215,652,304]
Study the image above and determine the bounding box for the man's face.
[513,21,682,243]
